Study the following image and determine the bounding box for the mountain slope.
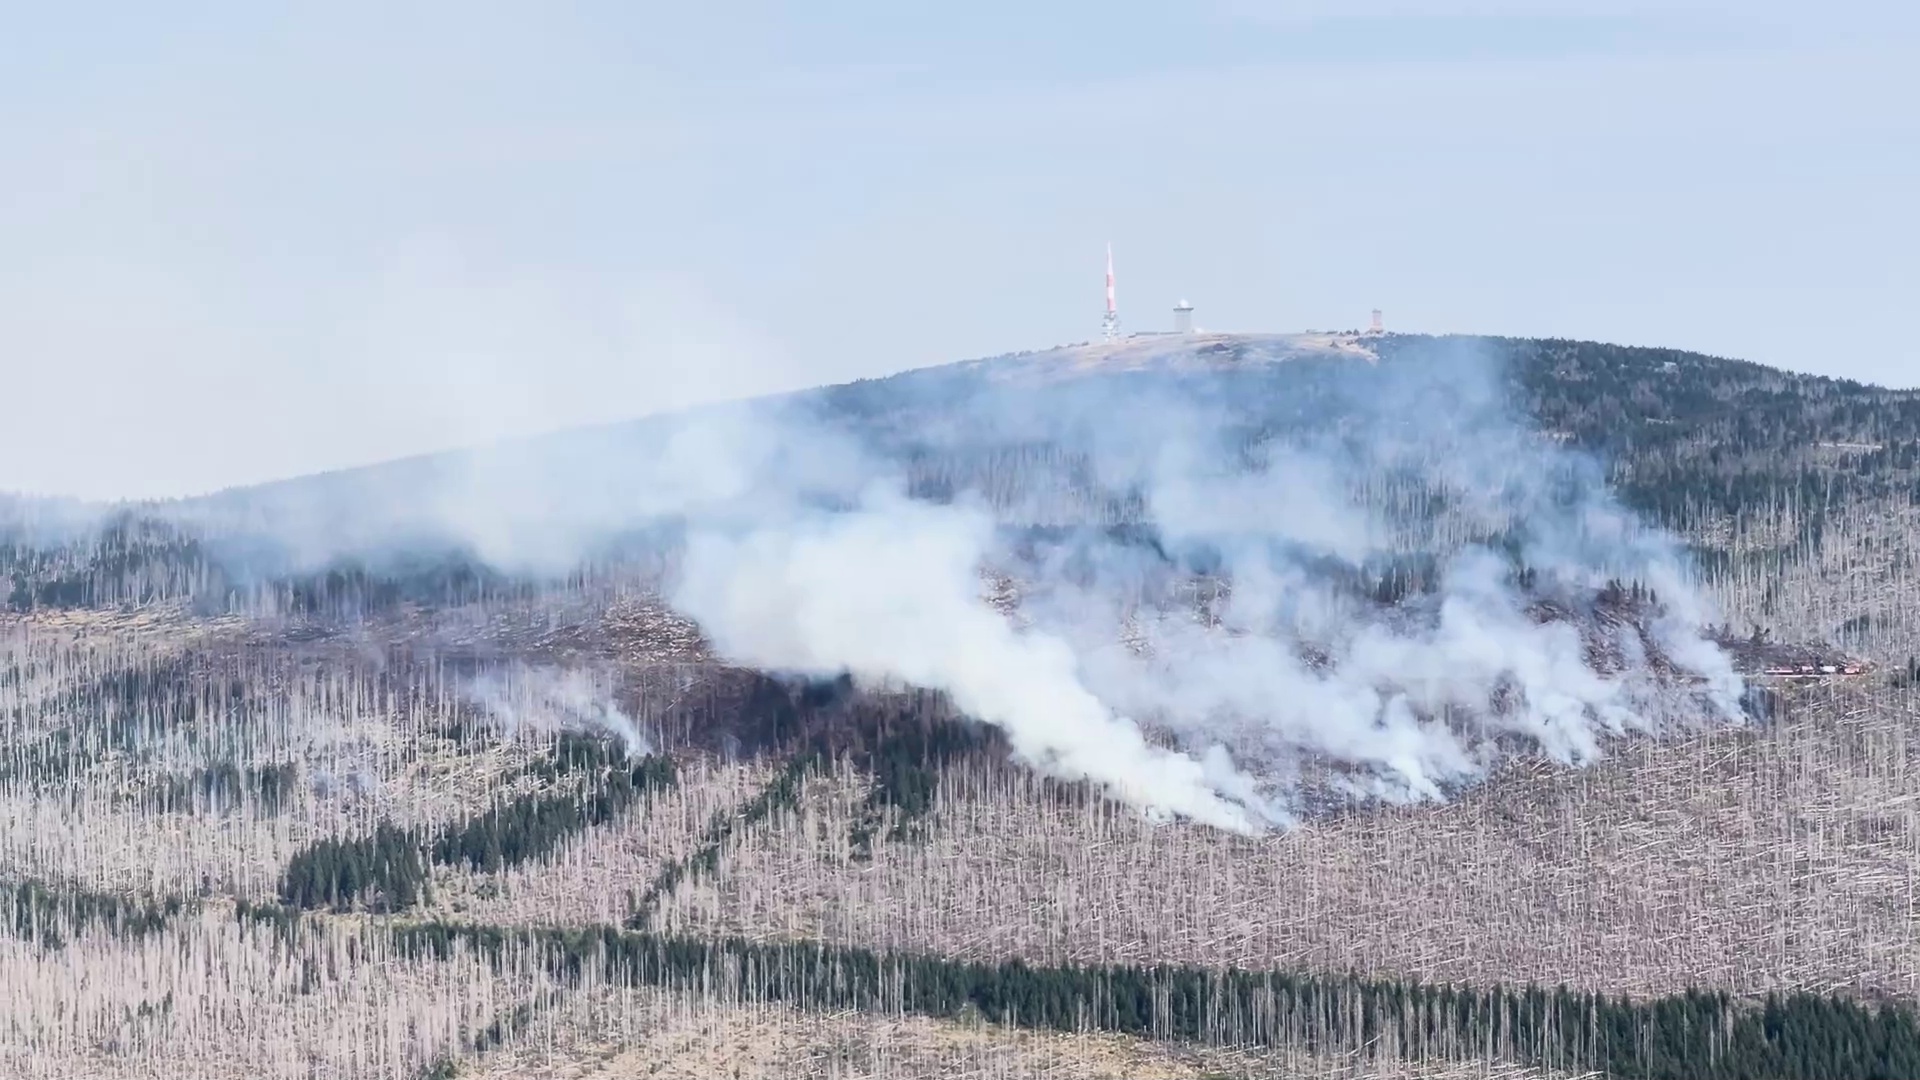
[10,332,1920,1077]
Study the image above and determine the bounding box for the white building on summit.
[1098,246,1198,337]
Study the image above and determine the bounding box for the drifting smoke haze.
[29,335,1745,831]
[653,339,1746,829]
[459,665,650,757]
[672,488,1268,832]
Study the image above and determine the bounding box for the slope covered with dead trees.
[5,335,1920,1076]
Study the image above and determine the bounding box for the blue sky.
[3,1,1916,499]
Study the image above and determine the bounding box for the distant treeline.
[16,865,1920,1079]
[221,900,1920,1080]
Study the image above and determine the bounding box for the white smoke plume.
[87,335,1743,832]
[672,486,1264,832]
[657,339,1744,828]
[459,664,648,756]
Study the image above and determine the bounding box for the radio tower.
[1101,242,1120,341]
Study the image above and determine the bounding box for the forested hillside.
[9,333,1920,1078]
[1477,336,1920,526]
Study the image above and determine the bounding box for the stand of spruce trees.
[279,738,677,912]
[353,912,1920,1080]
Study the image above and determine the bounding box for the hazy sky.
[4,1,1917,500]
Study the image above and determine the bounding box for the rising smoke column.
[660,338,1742,828]
[460,664,649,754]
[983,336,1745,812]
[671,486,1267,832]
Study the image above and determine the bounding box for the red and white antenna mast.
[1101,242,1120,341]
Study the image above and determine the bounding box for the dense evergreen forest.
[1471,336,1920,526]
